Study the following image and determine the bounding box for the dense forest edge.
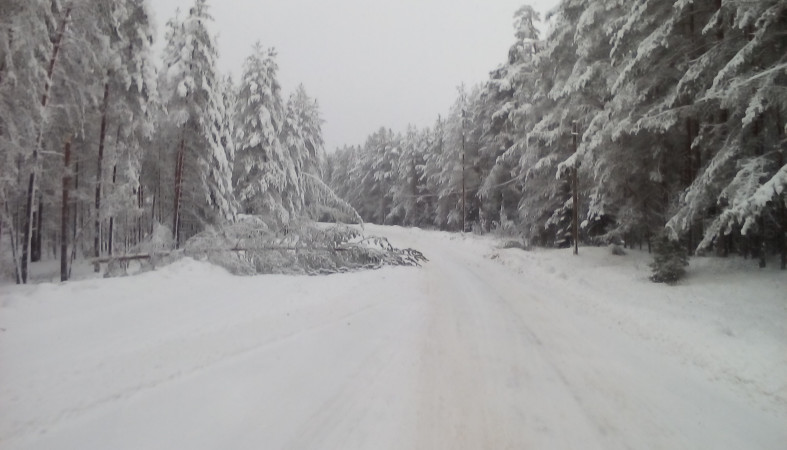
[1,0,785,284]
[325,1,787,280]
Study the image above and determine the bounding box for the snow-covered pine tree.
[88,0,160,261]
[390,126,426,226]
[603,0,721,253]
[668,0,786,268]
[478,5,543,231]
[510,4,583,247]
[421,117,445,228]
[359,128,400,224]
[233,43,293,226]
[435,85,481,231]
[0,0,59,282]
[161,0,234,247]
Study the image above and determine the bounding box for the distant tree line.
[326,1,786,269]
[0,0,333,283]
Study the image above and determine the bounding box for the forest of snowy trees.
[0,0,785,285]
[0,0,345,283]
[326,0,786,271]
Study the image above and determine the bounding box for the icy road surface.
[1,225,785,449]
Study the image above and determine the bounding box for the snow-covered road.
[1,225,785,449]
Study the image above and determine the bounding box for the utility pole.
[571,121,579,256]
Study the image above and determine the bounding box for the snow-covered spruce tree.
[667,0,786,267]
[479,5,542,230]
[389,126,427,226]
[421,117,445,228]
[354,128,399,224]
[325,144,359,209]
[548,0,661,247]
[233,43,293,226]
[510,4,581,247]
[434,85,481,231]
[650,232,689,284]
[602,0,725,254]
[160,0,235,247]
[279,84,357,223]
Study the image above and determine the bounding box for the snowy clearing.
[1,225,785,449]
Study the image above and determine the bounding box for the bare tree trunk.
[108,165,116,256]
[173,137,186,248]
[150,185,157,235]
[461,144,466,233]
[61,136,72,282]
[72,161,79,260]
[571,121,579,256]
[3,202,22,284]
[21,4,72,284]
[780,192,786,270]
[94,79,111,269]
[32,193,43,262]
[137,183,144,245]
[21,174,34,283]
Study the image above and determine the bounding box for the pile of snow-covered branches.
[182,216,427,275]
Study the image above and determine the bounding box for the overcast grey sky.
[149,0,559,151]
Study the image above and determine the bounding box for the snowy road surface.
[1,225,785,449]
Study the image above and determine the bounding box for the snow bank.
[476,237,787,415]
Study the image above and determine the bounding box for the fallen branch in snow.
[90,220,428,277]
[91,253,167,264]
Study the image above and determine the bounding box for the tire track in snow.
[411,243,608,449]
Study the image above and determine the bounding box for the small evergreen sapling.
[650,233,689,284]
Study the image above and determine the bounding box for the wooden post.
[61,136,72,282]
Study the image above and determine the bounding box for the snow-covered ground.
[1,225,785,449]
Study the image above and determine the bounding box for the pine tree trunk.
[780,192,786,270]
[3,201,22,284]
[137,183,144,244]
[61,136,72,282]
[94,79,110,269]
[571,121,579,256]
[72,161,79,258]
[173,137,186,248]
[21,174,34,283]
[31,195,42,262]
[150,186,157,236]
[21,4,72,283]
[759,217,767,269]
[108,165,116,256]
